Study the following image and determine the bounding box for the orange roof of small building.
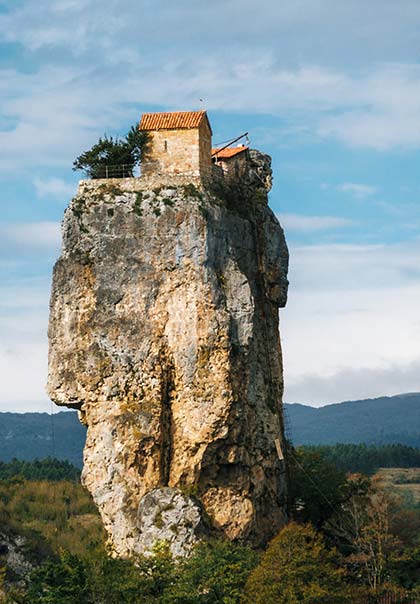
[212,145,249,159]
[139,110,212,133]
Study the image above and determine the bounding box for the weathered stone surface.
[0,530,35,591]
[47,150,289,557]
[137,488,202,557]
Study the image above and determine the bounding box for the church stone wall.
[141,120,212,179]
[198,120,212,177]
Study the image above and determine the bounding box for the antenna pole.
[211,132,249,157]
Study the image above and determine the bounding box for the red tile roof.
[139,110,211,133]
[212,145,248,159]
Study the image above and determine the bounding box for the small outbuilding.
[139,110,213,178]
[212,145,249,178]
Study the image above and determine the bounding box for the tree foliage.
[24,552,92,604]
[301,443,420,475]
[289,447,420,596]
[72,126,147,178]
[163,540,258,604]
[346,487,401,590]
[243,522,352,604]
[289,447,360,529]
[389,546,420,591]
[327,476,417,593]
[89,543,176,604]
[0,458,80,482]
[3,457,420,602]
[19,540,257,604]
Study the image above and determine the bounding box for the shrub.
[243,522,352,604]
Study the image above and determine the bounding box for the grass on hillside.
[375,467,420,506]
[0,478,105,558]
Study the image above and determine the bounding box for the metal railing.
[87,164,140,179]
[86,162,227,180]
[84,161,249,183]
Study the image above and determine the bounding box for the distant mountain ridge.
[0,411,85,467]
[285,392,420,447]
[1,393,420,465]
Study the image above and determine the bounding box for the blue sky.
[1,0,420,411]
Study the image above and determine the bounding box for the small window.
[164,140,168,152]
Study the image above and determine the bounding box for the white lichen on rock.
[47,150,289,557]
[137,487,202,557]
[0,530,35,591]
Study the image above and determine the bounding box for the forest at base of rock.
[2,450,420,603]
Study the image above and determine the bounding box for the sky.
[1,0,420,412]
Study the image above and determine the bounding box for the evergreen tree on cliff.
[73,125,146,178]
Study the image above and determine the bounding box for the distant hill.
[1,393,420,466]
[285,392,420,446]
[0,411,85,467]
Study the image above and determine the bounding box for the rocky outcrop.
[0,530,37,594]
[47,151,289,557]
[137,488,202,557]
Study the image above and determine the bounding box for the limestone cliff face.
[47,151,289,557]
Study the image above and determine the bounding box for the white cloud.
[0,222,61,263]
[336,183,377,199]
[3,0,420,65]
[3,2,420,168]
[34,177,75,199]
[279,213,354,232]
[288,241,420,290]
[0,280,51,412]
[0,222,61,252]
[317,64,420,150]
[285,361,420,406]
[281,240,420,405]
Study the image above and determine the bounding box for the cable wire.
[50,400,56,459]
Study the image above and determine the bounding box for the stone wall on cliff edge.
[47,149,289,557]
